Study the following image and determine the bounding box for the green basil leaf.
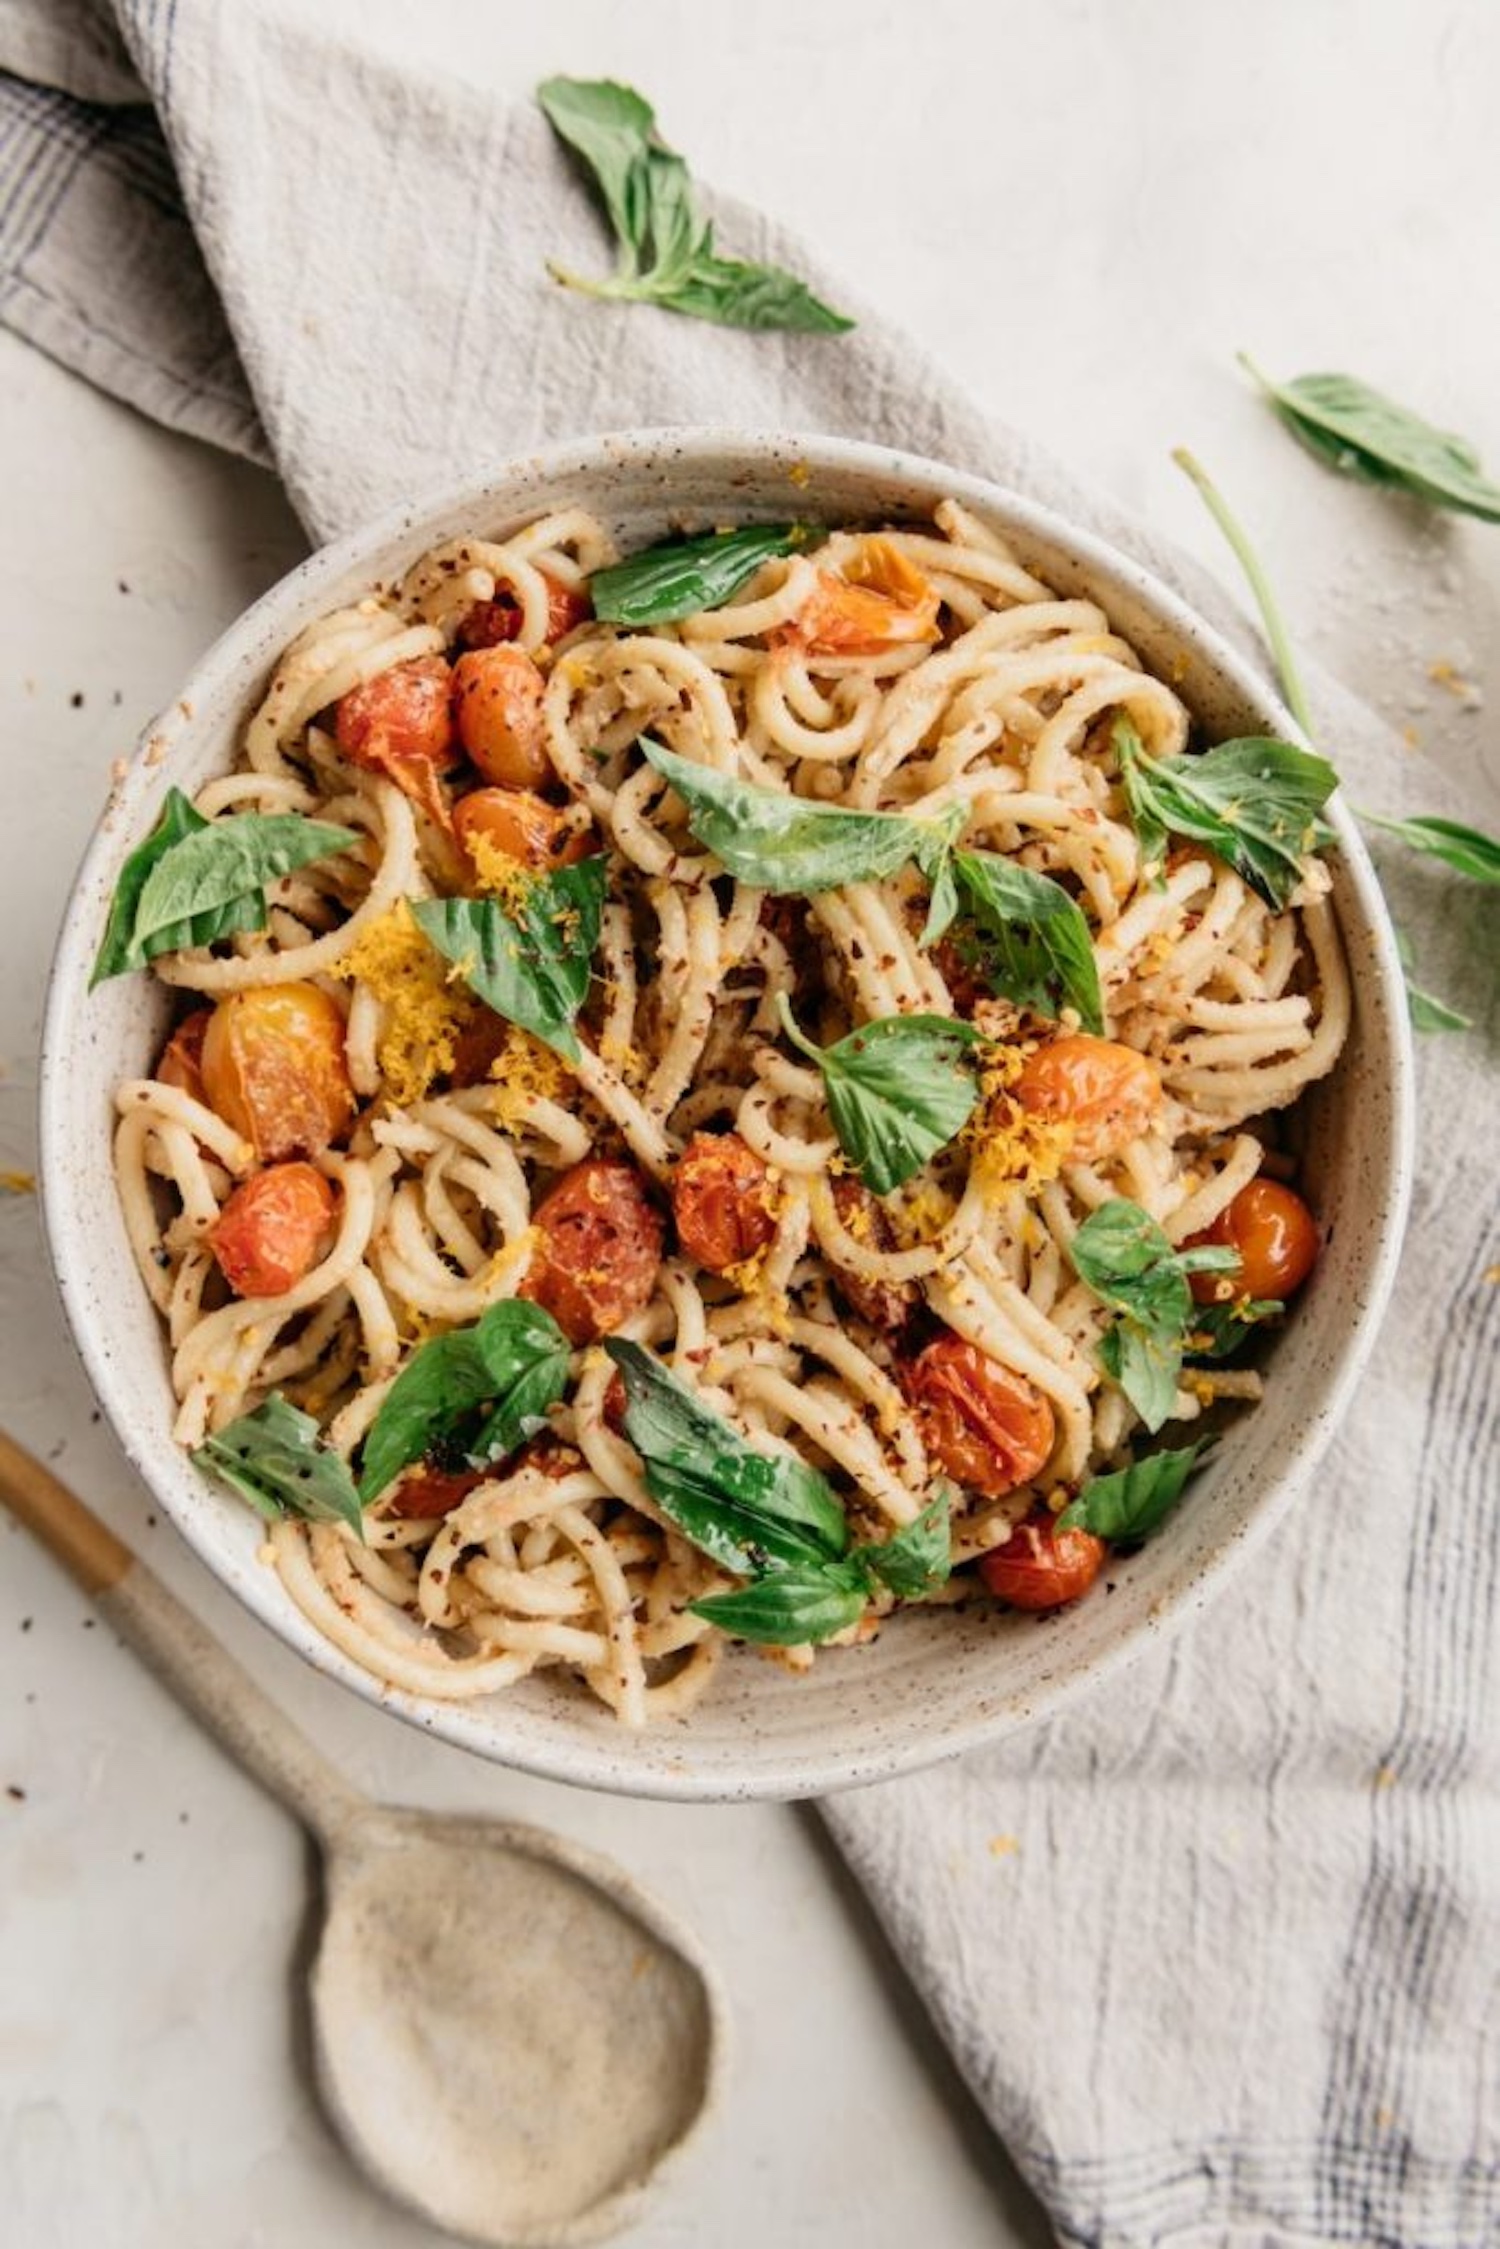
[591,525,815,627]
[1184,1297,1283,1362]
[641,737,964,893]
[1242,358,1500,522]
[690,1564,869,1647]
[538,75,853,334]
[197,1393,365,1540]
[934,850,1105,1033]
[1055,1441,1206,1541]
[858,1491,953,1597]
[1115,719,1338,912]
[1394,924,1472,1034]
[358,1301,571,1503]
[1362,813,1500,885]
[778,994,983,1195]
[411,857,606,1062]
[605,1338,850,1570]
[1069,1199,1235,1337]
[93,788,211,985]
[1098,1322,1180,1434]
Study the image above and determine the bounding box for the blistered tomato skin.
[383,1467,487,1521]
[452,647,551,791]
[1188,1178,1320,1304]
[200,984,354,1161]
[903,1336,1056,1499]
[334,657,459,824]
[521,1160,664,1346]
[1014,1034,1162,1161]
[156,1008,212,1103]
[671,1133,778,1273]
[209,1162,336,1298]
[978,1511,1106,1610]
[459,576,592,650]
[453,788,593,874]
[785,540,941,657]
[828,1173,918,1336]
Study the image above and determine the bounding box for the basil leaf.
[411,857,606,1062]
[690,1564,869,1647]
[1362,813,1500,885]
[539,76,853,334]
[1069,1199,1236,1337]
[1242,358,1500,522]
[1115,719,1338,911]
[641,737,964,893]
[1056,1441,1206,1542]
[358,1301,571,1503]
[859,1491,953,1598]
[1098,1322,1180,1434]
[1184,1297,1283,1362]
[591,525,814,627]
[778,994,983,1195]
[197,1394,365,1540]
[605,1338,851,1570]
[933,851,1105,1034]
[1394,924,1472,1034]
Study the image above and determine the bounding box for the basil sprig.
[592,525,817,627]
[924,849,1105,1034]
[605,1339,951,1645]
[538,77,852,333]
[91,787,358,986]
[358,1301,571,1504]
[1114,717,1337,913]
[1361,814,1500,885]
[1241,357,1500,522]
[1056,1440,1205,1542]
[1070,1199,1236,1432]
[777,993,983,1195]
[411,858,606,1062]
[1394,926,1471,1034]
[197,1394,365,1540]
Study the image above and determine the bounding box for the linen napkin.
[3,7,1496,2243]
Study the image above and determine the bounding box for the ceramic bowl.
[40,431,1413,1800]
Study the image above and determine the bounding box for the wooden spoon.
[0,1429,727,2246]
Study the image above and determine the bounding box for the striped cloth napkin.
[4,7,1495,2243]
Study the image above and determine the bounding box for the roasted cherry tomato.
[902,1335,1055,1499]
[521,1159,664,1345]
[452,646,551,791]
[383,1466,487,1521]
[828,1173,917,1336]
[1187,1177,1319,1304]
[453,787,593,875]
[459,576,592,650]
[978,1510,1105,1611]
[156,1008,212,1104]
[335,655,459,825]
[784,538,940,657]
[200,983,353,1161]
[671,1132,778,1273]
[209,1162,335,1298]
[1013,1034,1162,1162]
[445,1006,510,1090]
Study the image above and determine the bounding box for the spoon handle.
[0,1428,365,1848]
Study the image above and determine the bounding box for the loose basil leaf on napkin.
[925,850,1106,1035]
[641,737,964,892]
[538,76,853,333]
[590,524,817,627]
[197,1393,365,1540]
[1056,1440,1206,1542]
[1071,1198,1236,1433]
[690,1564,870,1646]
[1114,717,1338,912]
[358,1301,571,1504]
[1394,924,1473,1034]
[777,994,984,1195]
[860,1491,954,1598]
[1362,813,1500,884]
[410,857,607,1062]
[90,788,358,985]
[1241,356,1500,521]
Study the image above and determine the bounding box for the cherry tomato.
[156,1008,212,1104]
[520,1159,664,1345]
[335,655,459,825]
[209,1162,336,1298]
[785,538,940,656]
[828,1173,917,1335]
[453,787,593,875]
[200,983,354,1161]
[452,646,551,790]
[671,1132,778,1273]
[1013,1034,1162,1162]
[978,1510,1105,1610]
[383,1466,487,1521]
[600,1370,628,1433]
[1187,1177,1319,1304]
[902,1335,1055,1499]
[446,1007,510,1090]
[459,576,592,649]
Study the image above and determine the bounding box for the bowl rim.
[39,427,1415,1800]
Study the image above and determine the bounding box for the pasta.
[106,499,1347,1724]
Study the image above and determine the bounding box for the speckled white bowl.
[40,432,1413,1801]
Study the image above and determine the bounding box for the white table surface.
[2,5,1496,2244]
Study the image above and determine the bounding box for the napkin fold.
[3,6,1496,2243]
